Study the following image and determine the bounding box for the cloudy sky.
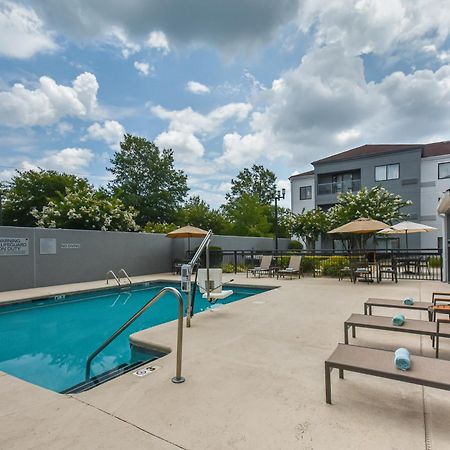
[1,0,450,208]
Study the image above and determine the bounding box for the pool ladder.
[106,269,132,286]
[85,286,185,385]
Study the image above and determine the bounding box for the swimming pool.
[0,281,269,392]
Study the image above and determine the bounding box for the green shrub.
[301,256,318,273]
[428,256,441,268]
[222,263,247,273]
[321,256,350,277]
[288,240,303,250]
[278,256,291,268]
[222,263,235,273]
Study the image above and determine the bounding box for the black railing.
[185,248,443,281]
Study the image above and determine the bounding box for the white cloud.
[38,147,94,172]
[298,0,450,57]
[152,102,252,173]
[134,61,152,76]
[186,81,210,94]
[146,31,170,53]
[85,120,125,150]
[155,130,205,158]
[218,44,450,169]
[107,27,140,58]
[0,1,57,59]
[57,122,73,135]
[0,72,99,127]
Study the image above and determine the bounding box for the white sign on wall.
[40,238,57,255]
[61,243,81,249]
[0,237,29,256]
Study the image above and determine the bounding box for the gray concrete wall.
[172,234,291,259]
[0,227,173,292]
[0,227,291,292]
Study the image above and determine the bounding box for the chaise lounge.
[246,255,275,278]
[325,343,450,404]
[364,297,433,319]
[277,255,302,279]
[344,313,450,356]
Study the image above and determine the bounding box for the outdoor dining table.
[396,257,421,275]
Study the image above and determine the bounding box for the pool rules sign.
[0,237,29,256]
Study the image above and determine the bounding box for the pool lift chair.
[180,230,233,327]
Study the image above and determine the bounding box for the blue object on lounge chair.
[394,348,411,371]
[403,297,414,305]
[392,314,405,326]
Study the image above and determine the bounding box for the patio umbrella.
[166,225,208,253]
[378,221,437,250]
[328,217,390,253]
[328,217,390,234]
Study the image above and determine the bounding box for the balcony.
[317,179,361,195]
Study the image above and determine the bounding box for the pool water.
[0,282,268,392]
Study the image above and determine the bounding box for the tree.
[32,183,139,231]
[2,169,89,227]
[268,205,292,238]
[108,134,189,226]
[329,186,412,227]
[225,165,277,205]
[223,193,272,236]
[328,186,412,248]
[284,208,330,249]
[178,196,232,234]
[143,222,178,234]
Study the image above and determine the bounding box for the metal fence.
[184,248,443,281]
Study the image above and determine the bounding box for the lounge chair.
[246,255,275,278]
[343,313,450,356]
[277,255,302,279]
[324,344,450,404]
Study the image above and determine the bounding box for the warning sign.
[0,237,29,256]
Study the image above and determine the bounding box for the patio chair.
[246,255,275,278]
[352,259,373,283]
[277,255,302,279]
[377,258,398,283]
[338,260,357,282]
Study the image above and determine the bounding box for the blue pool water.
[0,282,268,392]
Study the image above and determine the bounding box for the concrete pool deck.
[1,273,450,449]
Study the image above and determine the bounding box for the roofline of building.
[312,144,424,166]
[288,170,314,180]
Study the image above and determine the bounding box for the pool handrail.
[118,268,132,285]
[85,286,185,384]
[106,270,120,285]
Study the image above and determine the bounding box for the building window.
[438,162,450,179]
[300,186,312,200]
[375,163,399,181]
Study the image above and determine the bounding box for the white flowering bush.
[328,186,412,228]
[32,183,139,231]
[282,208,330,249]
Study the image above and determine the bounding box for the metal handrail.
[106,270,120,285]
[118,268,132,285]
[186,230,213,327]
[189,230,212,266]
[85,286,185,384]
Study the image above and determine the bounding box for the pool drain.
[133,365,161,377]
